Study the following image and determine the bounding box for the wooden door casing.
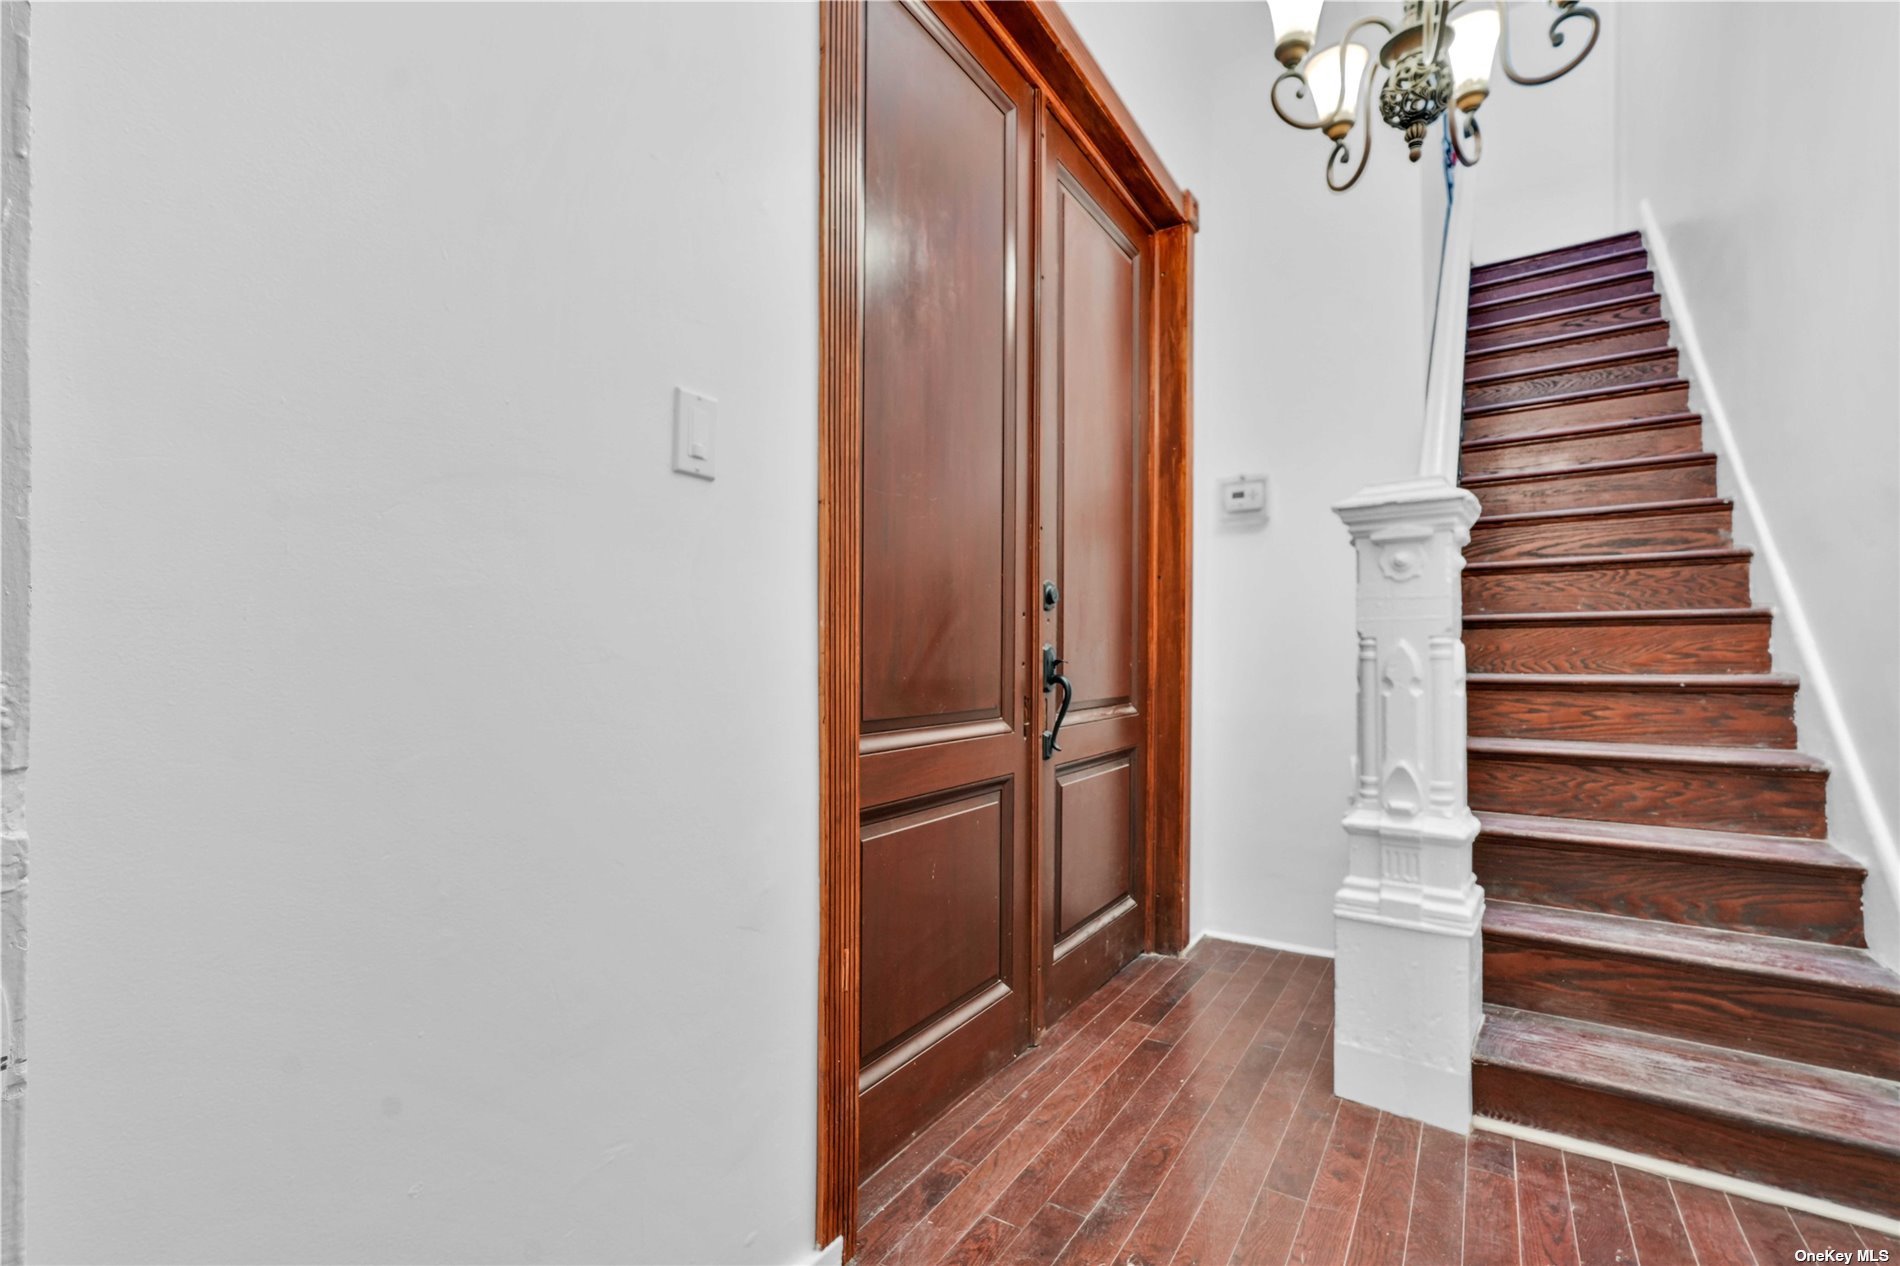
[854,0,1037,1177]
[1036,118,1150,1025]
[818,0,1197,1249]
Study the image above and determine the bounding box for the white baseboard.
[1474,1115,1900,1238]
[1639,199,1900,970]
[1197,929,1334,960]
[789,1236,844,1266]
[1339,1043,1470,1136]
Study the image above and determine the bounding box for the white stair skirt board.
[1640,199,1900,971]
[1474,1115,1900,1239]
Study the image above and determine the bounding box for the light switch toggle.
[673,387,717,481]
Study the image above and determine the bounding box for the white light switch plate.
[673,386,716,481]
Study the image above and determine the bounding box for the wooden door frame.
[817,1,1196,1252]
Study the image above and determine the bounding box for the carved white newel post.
[1332,475,1484,1133]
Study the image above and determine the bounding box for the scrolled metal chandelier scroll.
[1269,0,1600,192]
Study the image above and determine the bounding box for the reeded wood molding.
[970,1,1195,233]
[1147,221,1194,953]
[816,0,864,1254]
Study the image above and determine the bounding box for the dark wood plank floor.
[859,939,1899,1265]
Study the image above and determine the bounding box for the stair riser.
[1475,837,1864,944]
[1468,296,1664,351]
[1464,620,1772,674]
[1468,752,1827,837]
[1465,324,1673,380]
[1467,506,1732,562]
[1466,385,1693,441]
[1465,557,1749,613]
[1473,1065,1900,1218]
[1464,351,1680,410]
[1482,935,1898,1078]
[1461,421,1702,477]
[1469,685,1796,748]
[1468,460,1717,516]
[1473,233,1645,286]
[1471,274,1655,325]
[1470,252,1651,305]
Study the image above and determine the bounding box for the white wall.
[1614,1,1900,962]
[1468,0,1621,264]
[1064,1,1431,955]
[27,6,821,1263]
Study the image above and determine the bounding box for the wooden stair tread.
[1473,230,1644,279]
[1464,547,1750,573]
[1462,452,1714,488]
[1465,606,1770,626]
[1461,413,1699,453]
[1469,672,1795,691]
[1484,901,1900,998]
[1470,246,1649,298]
[1471,268,1652,314]
[1474,497,1729,527]
[1464,345,1675,392]
[1464,319,1671,372]
[1476,811,1864,874]
[1476,1005,1900,1153]
[1469,735,1823,772]
[1463,378,1690,420]
[1469,291,1658,338]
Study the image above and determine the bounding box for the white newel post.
[1331,475,1484,1133]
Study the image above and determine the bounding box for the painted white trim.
[1639,199,1900,968]
[789,1236,844,1266]
[1474,1115,1900,1238]
[1339,1041,1470,1136]
[1198,929,1334,960]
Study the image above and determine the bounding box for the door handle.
[1041,644,1072,761]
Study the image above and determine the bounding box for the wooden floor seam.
[857,941,1899,1264]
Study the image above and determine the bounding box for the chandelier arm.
[1325,132,1373,193]
[1500,0,1601,87]
[1271,70,1327,131]
[1324,63,1380,193]
[1448,110,1482,166]
[1326,15,1393,119]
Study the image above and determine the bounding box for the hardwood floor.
[858,941,1900,1265]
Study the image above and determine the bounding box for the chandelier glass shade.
[1269,0,1599,192]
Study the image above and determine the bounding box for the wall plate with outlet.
[673,386,717,481]
[1218,474,1268,519]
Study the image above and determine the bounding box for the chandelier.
[1268,0,1600,191]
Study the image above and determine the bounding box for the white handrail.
[1418,159,1478,480]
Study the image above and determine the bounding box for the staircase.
[1456,230,1900,1219]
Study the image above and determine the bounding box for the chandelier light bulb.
[1448,8,1502,111]
[1270,0,1327,67]
[1305,41,1369,137]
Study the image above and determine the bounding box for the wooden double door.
[856,0,1156,1173]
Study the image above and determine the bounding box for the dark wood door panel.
[1052,174,1141,713]
[861,786,1012,1059]
[862,0,1027,742]
[1037,117,1151,1031]
[1056,753,1136,939]
[856,0,1037,1177]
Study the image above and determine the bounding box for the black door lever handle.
[1041,643,1072,761]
